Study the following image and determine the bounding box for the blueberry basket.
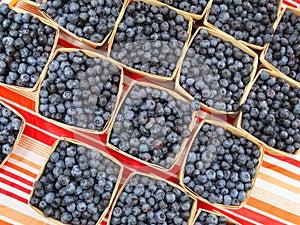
[28,137,124,225]
[175,26,258,115]
[192,209,241,225]
[235,69,300,156]
[0,101,26,169]
[107,0,194,82]
[107,81,197,171]
[36,48,124,134]
[23,0,128,48]
[0,4,59,91]
[203,0,282,50]
[107,172,198,225]
[180,119,264,209]
[260,6,300,85]
[155,0,213,21]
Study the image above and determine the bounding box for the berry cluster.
[40,0,123,44]
[39,51,121,132]
[180,28,254,112]
[265,9,300,82]
[0,104,22,164]
[195,211,235,225]
[207,0,280,46]
[241,70,300,154]
[158,0,209,16]
[0,4,56,88]
[110,174,194,225]
[184,123,261,206]
[110,1,190,78]
[109,84,192,169]
[30,140,121,225]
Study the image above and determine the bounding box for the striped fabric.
[0,0,300,225]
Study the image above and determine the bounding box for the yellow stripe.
[9,154,41,170]
[0,205,49,225]
[258,172,300,194]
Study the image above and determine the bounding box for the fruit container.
[106,171,198,225]
[20,0,129,48]
[179,119,264,209]
[203,0,282,50]
[260,6,300,85]
[0,3,59,92]
[192,209,241,225]
[107,81,197,171]
[0,101,26,169]
[154,0,213,21]
[235,68,300,156]
[28,137,124,225]
[35,48,124,135]
[107,0,194,82]
[175,26,258,115]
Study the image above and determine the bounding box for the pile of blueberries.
[109,84,193,169]
[110,174,194,225]
[180,28,254,112]
[265,9,300,82]
[195,211,233,225]
[208,0,280,46]
[0,3,56,88]
[241,70,300,154]
[184,123,261,206]
[0,104,22,164]
[39,51,121,132]
[30,140,121,225]
[40,0,123,44]
[158,0,209,16]
[110,1,190,78]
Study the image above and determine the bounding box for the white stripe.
[0,194,56,225]
[260,167,300,187]
[0,182,29,199]
[13,145,48,166]
[0,216,24,225]
[219,208,264,225]
[7,158,40,175]
[0,173,32,190]
[252,180,300,215]
[2,167,35,182]
[27,123,59,139]
[264,154,300,175]
[245,205,297,225]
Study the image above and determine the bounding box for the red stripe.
[0,177,31,194]
[200,107,235,124]
[0,169,33,186]
[282,0,297,7]
[265,152,300,168]
[124,69,143,81]
[23,126,57,146]
[0,188,28,204]
[58,38,81,49]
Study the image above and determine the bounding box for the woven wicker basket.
[174,26,258,115]
[107,81,196,171]
[35,48,124,135]
[179,119,264,209]
[235,69,300,156]
[28,137,124,225]
[107,0,194,82]
[0,101,26,169]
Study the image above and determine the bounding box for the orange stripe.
[0,219,13,225]
[0,205,49,225]
[9,154,41,170]
[262,161,300,181]
[258,172,300,194]
[4,161,36,178]
[247,197,300,224]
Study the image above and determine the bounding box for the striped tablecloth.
[0,0,300,225]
